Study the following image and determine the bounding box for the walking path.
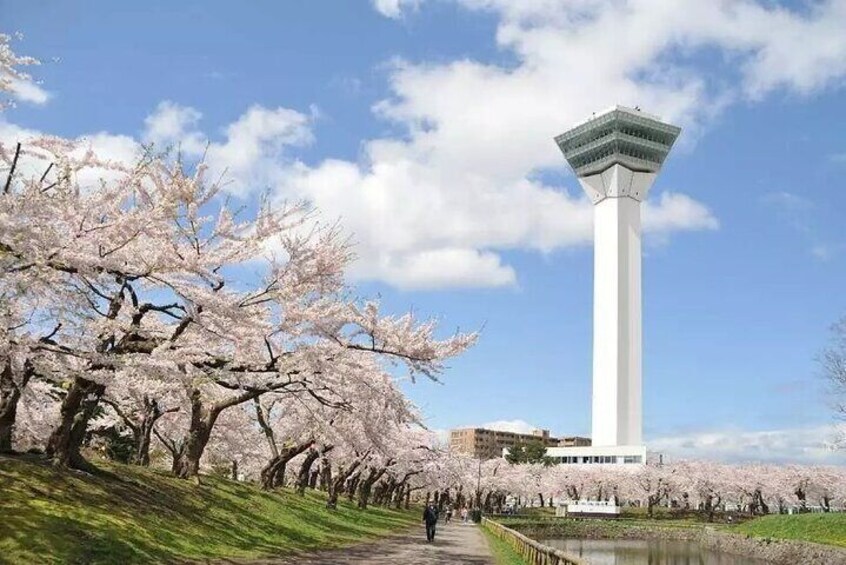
[264,522,495,564]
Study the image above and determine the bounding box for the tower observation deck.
[555,106,680,452]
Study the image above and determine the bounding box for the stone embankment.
[700,528,846,565]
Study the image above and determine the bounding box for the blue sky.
[3,0,846,463]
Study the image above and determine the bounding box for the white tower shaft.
[591,195,642,447]
[578,163,656,447]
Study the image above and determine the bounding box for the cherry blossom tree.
[0,32,40,110]
[98,368,184,466]
[2,131,476,476]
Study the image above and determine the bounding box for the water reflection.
[539,539,774,565]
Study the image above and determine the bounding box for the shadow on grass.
[0,455,416,565]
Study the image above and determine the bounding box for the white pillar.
[579,164,655,447]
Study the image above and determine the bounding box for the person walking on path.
[423,503,438,542]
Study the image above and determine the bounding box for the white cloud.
[142,100,205,155]
[479,419,541,435]
[650,424,846,465]
[140,101,313,195]
[642,192,720,234]
[348,247,517,290]
[2,100,312,198]
[206,104,312,192]
[378,0,846,99]
[6,76,49,105]
[371,0,420,19]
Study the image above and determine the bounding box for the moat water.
[539,538,775,565]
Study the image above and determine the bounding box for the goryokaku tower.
[556,106,680,449]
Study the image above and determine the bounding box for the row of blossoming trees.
[2,34,844,518]
[450,457,846,519]
[0,35,477,512]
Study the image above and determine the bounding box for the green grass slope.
[480,526,529,565]
[0,455,416,564]
[732,512,846,548]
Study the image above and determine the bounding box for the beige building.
[558,436,592,448]
[449,427,591,459]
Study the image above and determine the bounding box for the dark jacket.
[423,506,438,525]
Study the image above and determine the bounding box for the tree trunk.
[130,396,173,466]
[705,494,722,522]
[754,489,769,515]
[327,459,362,509]
[647,494,660,518]
[795,487,807,511]
[0,360,27,453]
[0,391,19,453]
[358,464,391,509]
[381,479,397,506]
[260,441,314,491]
[131,426,152,466]
[46,377,104,469]
[319,458,332,492]
[393,483,405,509]
[483,491,493,513]
[296,447,321,495]
[372,480,387,506]
[347,473,362,502]
[171,389,218,480]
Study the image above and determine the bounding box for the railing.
[482,517,588,565]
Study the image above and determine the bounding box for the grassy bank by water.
[733,512,846,548]
[480,525,529,565]
[497,515,701,535]
[496,511,846,550]
[0,455,416,564]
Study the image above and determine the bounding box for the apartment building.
[449,427,591,459]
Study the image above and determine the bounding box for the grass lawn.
[731,512,846,548]
[0,454,417,564]
[480,525,528,565]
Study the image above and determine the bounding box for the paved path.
[266,522,494,564]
